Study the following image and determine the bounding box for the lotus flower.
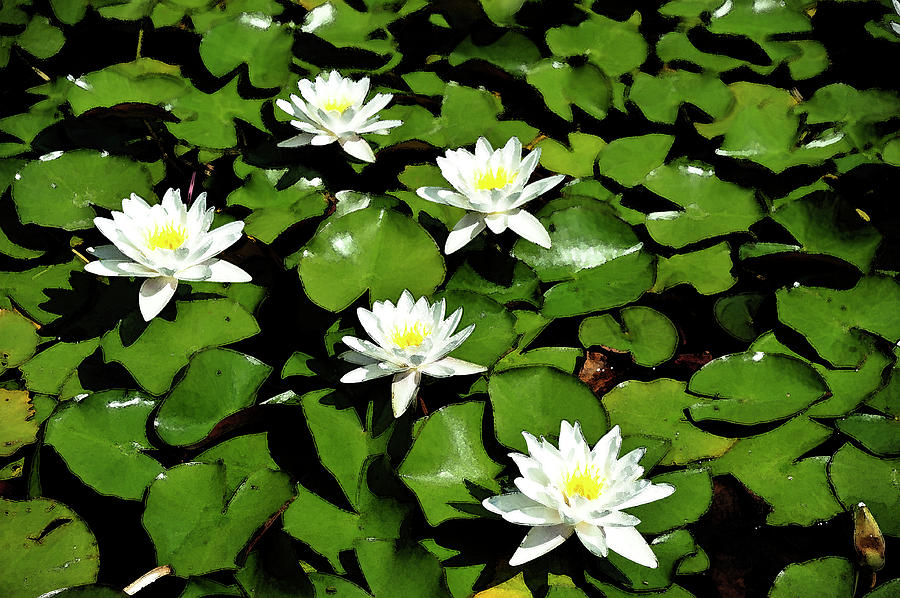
[416,137,564,253]
[276,70,402,162]
[483,422,675,567]
[340,290,486,417]
[84,189,250,321]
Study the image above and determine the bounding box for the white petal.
[514,476,558,508]
[311,134,335,145]
[575,522,609,558]
[558,420,585,462]
[342,335,394,363]
[276,98,296,116]
[592,425,623,472]
[339,350,379,365]
[510,453,552,486]
[86,244,128,261]
[421,356,487,378]
[356,307,386,346]
[892,21,900,35]
[199,259,251,283]
[416,186,474,210]
[174,264,212,281]
[354,119,403,134]
[278,133,315,148]
[84,260,132,277]
[138,276,178,321]
[483,212,508,234]
[614,482,676,511]
[340,137,376,162]
[340,363,400,383]
[483,493,563,525]
[509,175,565,210]
[191,222,244,264]
[117,262,162,277]
[508,524,574,566]
[507,210,551,248]
[605,525,659,568]
[391,370,421,417]
[445,214,486,254]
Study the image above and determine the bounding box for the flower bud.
[853,502,885,571]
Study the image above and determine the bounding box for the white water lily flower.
[416,137,565,253]
[483,422,675,568]
[892,0,900,35]
[340,290,487,417]
[84,188,250,321]
[276,70,403,162]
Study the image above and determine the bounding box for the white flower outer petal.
[421,356,487,378]
[507,210,551,248]
[605,524,659,568]
[340,137,376,162]
[482,493,563,526]
[391,369,421,417]
[508,524,574,566]
[138,276,178,321]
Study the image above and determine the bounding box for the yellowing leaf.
[0,389,38,457]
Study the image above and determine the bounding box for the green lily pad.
[579,306,678,367]
[642,160,763,248]
[301,393,391,510]
[631,468,713,534]
[714,293,766,342]
[542,250,656,318]
[0,309,38,374]
[768,557,854,598]
[602,379,736,465]
[445,260,540,307]
[710,416,843,526]
[227,161,327,244]
[603,529,700,591]
[435,290,516,367]
[537,133,607,178]
[143,462,294,576]
[155,348,271,446]
[20,337,99,398]
[399,401,502,526]
[776,277,900,367]
[629,70,732,124]
[772,192,881,271]
[487,366,608,452]
[835,415,900,456]
[0,389,38,457]
[545,11,647,78]
[282,351,315,378]
[688,351,828,424]
[450,31,540,74]
[11,151,158,230]
[597,134,674,188]
[494,347,582,374]
[695,82,852,173]
[525,60,611,122]
[195,433,280,494]
[513,200,641,281]
[653,242,736,295]
[168,76,265,150]
[65,58,190,116]
[829,442,900,537]
[100,299,260,395]
[199,14,292,89]
[356,540,450,598]
[45,390,162,500]
[291,204,445,312]
[309,573,370,598]
[0,497,100,598]
[0,259,83,325]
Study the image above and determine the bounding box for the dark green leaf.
[579,306,678,367]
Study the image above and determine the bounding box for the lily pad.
[435,290,516,368]
[653,242,736,295]
[828,443,900,536]
[0,389,38,457]
[579,306,678,367]
[688,351,828,424]
[768,557,854,598]
[487,366,608,452]
[100,299,259,395]
[835,415,900,456]
[45,390,163,500]
[143,462,294,576]
[355,540,450,598]
[155,348,272,447]
[291,204,445,312]
[596,134,674,188]
[601,379,736,465]
[399,401,502,526]
[0,309,38,374]
[525,60,611,122]
[11,151,159,230]
[545,11,647,78]
[710,416,843,526]
[630,468,713,534]
[629,70,733,124]
[199,14,293,89]
[0,497,100,598]
[20,337,99,398]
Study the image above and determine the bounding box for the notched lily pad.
[0,389,38,457]
[579,306,678,367]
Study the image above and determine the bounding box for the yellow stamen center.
[321,96,355,114]
[473,166,517,190]
[146,223,188,251]
[389,321,432,349]
[562,465,605,503]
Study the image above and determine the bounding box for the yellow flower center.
[562,465,605,503]
[389,321,432,349]
[321,95,355,114]
[473,166,517,191]
[146,223,188,251]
